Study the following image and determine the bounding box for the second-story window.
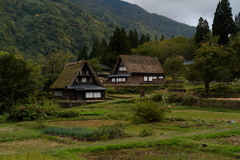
[119,66,127,71]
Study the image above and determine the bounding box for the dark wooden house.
[96,63,112,83]
[108,55,165,84]
[50,61,106,100]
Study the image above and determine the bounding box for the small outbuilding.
[108,55,165,84]
[50,61,106,101]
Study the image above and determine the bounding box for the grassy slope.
[1,95,240,159]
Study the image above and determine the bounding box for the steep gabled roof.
[50,61,104,89]
[112,55,164,74]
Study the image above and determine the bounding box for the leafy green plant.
[132,99,170,123]
[139,128,154,137]
[0,113,9,122]
[94,123,125,140]
[10,100,60,121]
[58,110,79,118]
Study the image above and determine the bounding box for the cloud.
[122,0,240,27]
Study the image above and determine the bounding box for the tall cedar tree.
[128,29,139,48]
[109,26,130,55]
[235,13,240,32]
[89,38,100,59]
[195,17,210,45]
[77,44,88,60]
[212,0,235,46]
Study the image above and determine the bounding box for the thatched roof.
[112,55,164,74]
[50,61,104,89]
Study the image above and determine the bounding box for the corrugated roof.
[112,55,165,74]
[50,61,104,89]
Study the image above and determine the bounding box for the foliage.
[132,36,196,64]
[57,110,79,118]
[0,113,10,123]
[151,93,163,102]
[194,99,240,111]
[10,100,60,121]
[184,45,235,93]
[163,56,184,82]
[195,17,210,45]
[42,127,95,140]
[0,52,37,114]
[42,123,125,141]
[132,99,169,123]
[212,0,236,46]
[139,128,153,137]
[94,123,125,140]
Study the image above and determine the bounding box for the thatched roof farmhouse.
[108,55,165,84]
[50,61,106,100]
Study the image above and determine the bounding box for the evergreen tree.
[195,17,210,45]
[109,26,130,55]
[77,44,88,61]
[139,33,150,45]
[235,13,240,32]
[128,29,139,48]
[160,35,165,41]
[212,0,235,46]
[89,38,100,59]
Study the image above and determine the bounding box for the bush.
[58,110,79,118]
[94,123,125,140]
[0,113,9,122]
[165,92,183,103]
[151,93,163,101]
[132,99,169,124]
[139,128,153,137]
[10,100,60,121]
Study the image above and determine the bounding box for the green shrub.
[94,123,125,139]
[165,92,183,103]
[0,113,9,122]
[58,110,79,118]
[10,100,60,121]
[132,99,170,124]
[139,128,153,137]
[151,93,163,101]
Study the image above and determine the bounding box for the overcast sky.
[122,0,240,27]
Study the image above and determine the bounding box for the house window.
[86,71,89,75]
[112,78,116,82]
[153,76,157,79]
[149,76,153,81]
[76,78,78,82]
[144,76,148,81]
[82,77,87,82]
[86,92,101,98]
[54,91,63,97]
[79,71,82,75]
[119,66,127,71]
[159,76,164,79]
[90,77,92,82]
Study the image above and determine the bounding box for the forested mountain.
[68,0,196,39]
[0,0,115,57]
[0,0,196,58]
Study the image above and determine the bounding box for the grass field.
[1,89,240,160]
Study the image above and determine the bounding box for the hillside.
[0,0,114,57]
[0,0,196,58]
[68,0,196,38]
